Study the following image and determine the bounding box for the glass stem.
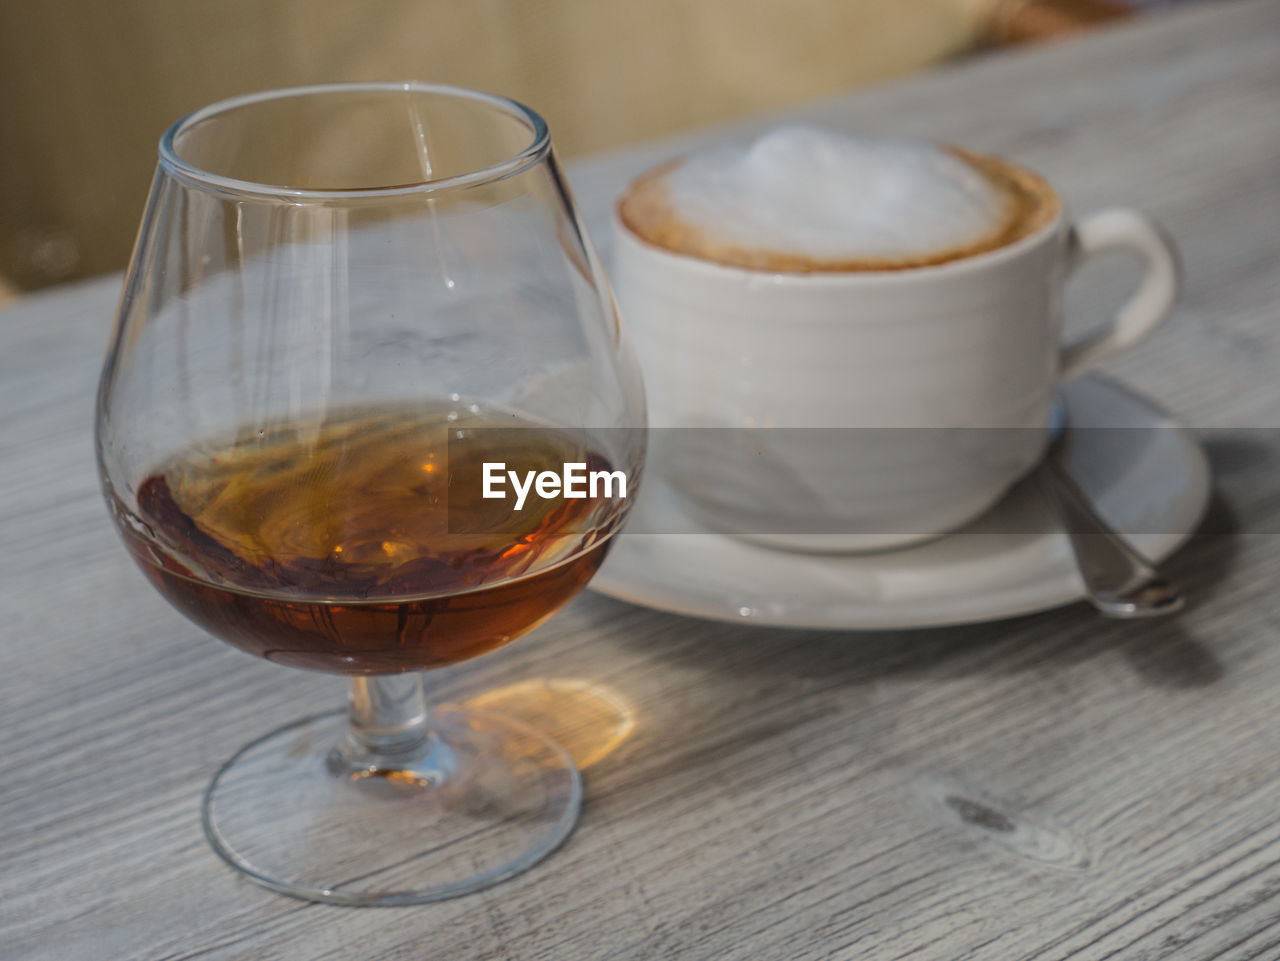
[346,674,430,758]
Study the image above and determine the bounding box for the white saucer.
[589,375,1211,629]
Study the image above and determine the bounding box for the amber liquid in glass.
[110,403,624,674]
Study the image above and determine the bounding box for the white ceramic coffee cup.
[610,173,1181,552]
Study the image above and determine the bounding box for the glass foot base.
[202,706,582,905]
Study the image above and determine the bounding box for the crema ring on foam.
[617,126,1059,273]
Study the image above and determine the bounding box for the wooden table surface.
[4,3,1280,958]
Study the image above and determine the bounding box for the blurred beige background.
[0,0,1126,294]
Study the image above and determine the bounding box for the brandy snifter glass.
[95,83,645,905]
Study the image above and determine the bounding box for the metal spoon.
[1039,414,1185,619]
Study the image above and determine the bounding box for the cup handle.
[1059,208,1181,382]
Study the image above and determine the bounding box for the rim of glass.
[158,81,551,200]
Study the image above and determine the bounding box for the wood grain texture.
[3,2,1280,958]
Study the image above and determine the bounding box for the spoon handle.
[1040,457,1185,619]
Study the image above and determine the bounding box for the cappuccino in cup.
[619,127,1058,272]
[610,126,1180,552]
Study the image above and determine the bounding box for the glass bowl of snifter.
[96,83,645,905]
[609,125,1178,552]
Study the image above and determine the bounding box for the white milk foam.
[664,126,1009,260]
